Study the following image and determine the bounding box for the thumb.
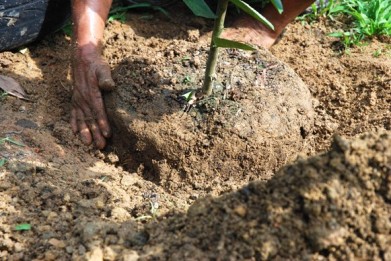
[96,64,115,91]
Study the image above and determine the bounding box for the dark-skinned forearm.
[71,0,113,55]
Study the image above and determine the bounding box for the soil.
[0,3,390,261]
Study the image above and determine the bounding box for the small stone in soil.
[85,247,104,261]
[48,238,66,248]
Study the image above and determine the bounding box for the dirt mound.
[74,131,391,260]
[106,46,314,196]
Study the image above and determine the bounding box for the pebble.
[63,193,71,202]
[122,250,139,261]
[0,251,9,258]
[44,251,57,261]
[85,247,103,261]
[79,244,87,255]
[95,199,105,209]
[66,246,74,254]
[103,246,118,261]
[189,194,199,200]
[107,152,119,164]
[42,232,56,240]
[48,238,66,248]
[47,211,58,221]
[19,105,26,112]
[14,242,23,252]
[192,56,201,68]
[233,205,247,217]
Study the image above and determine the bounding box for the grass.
[300,0,391,48]
[0,91,7,101]
[108,3,170,23]
[0,158,6,167]
[298,0,341,21]
[182,75,193,84]
[0,137,25,147]
[0,137,25,167]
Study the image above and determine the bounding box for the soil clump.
[106,46,314,196]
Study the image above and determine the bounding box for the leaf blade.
[229,0,274,30]
[0,158,6,167]
[213,37,256,50]
[15,223,31,231]
[270,0,284,14]
[182,0,216,19]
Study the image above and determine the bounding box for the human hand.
[70,47,115,149]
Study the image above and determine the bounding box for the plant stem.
[202,0,229,96]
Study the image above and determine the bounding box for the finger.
[88,119,106,149]
[96,64,115,91]
[91,91,111,138]
[77,110,93,146]
[81,105,106,149]
[70,108,78,134]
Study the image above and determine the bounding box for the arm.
[70,0,114,149]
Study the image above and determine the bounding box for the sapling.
[201,0,283,96]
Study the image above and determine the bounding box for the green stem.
[202,0,229,96]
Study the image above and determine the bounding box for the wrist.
[73,41,103,57]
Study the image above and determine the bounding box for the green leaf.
[229,0,274,30]
[270,0,283,14]
[213,37,256,50]
[328,32,345,37]
[181,91,195,102]
[0,158,6,167]
[182,0,216,19]
[15,223,31,231]
[5,137,25,147]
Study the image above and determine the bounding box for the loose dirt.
[0,3,390,261]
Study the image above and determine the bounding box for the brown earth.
[0,3,390,261]
[106,46,314,197]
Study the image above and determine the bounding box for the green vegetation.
[182,75,193,84]
[301,0,391,48]
[0,137,25,147]
[14,224,32,231]
[0,136,25,168]
[0,91,7,101]
[182,0,216,19]
[0,158,6,167]
[108,3,170,23]
[202,0,282,96]
[298,0,341,21]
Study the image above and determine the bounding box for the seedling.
[14,223,32,231]
[324,0,390,48]
[0,158,6,167]
[108,2,170,23]
[181,56,191,62]
[182,75,193,84]
[135,193,160,221]
[0,91,7,101]
[201,0,283,96]
[298,0,344,22]
[0,137,25,147]
[373,49,382,57]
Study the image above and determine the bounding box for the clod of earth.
[106,48,314,195]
